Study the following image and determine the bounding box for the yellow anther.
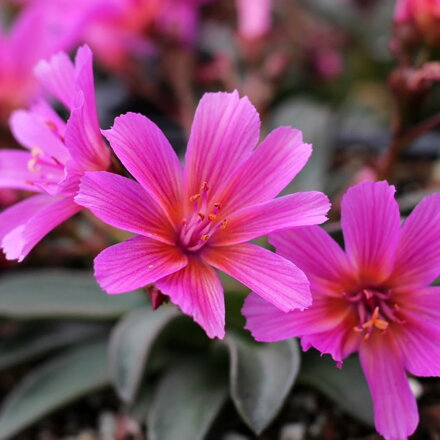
[220,219,228,229]
[201,234,210,241]
[190,193,201,202]
[208,214,217,221]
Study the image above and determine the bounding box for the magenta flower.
[243,181,440,439]
[75,91,330,339]
[0,45,110,261]
[235,0,272,40]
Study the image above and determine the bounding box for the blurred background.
[0,0,439,439]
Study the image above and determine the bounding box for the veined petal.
[243,292,350,342]
[0,194,51,242]
[156,256,225,339]
[203,243,311,312]
[94,236,188,294]
[341,181,400,284]
[34,50,76,109]
[9,108,69,162]
[211,192,329,246]
[184,91,260,198]
[103,113,184,221]
[269,226,352,295]
[2,196,81,262]
[359,334,418,440]
[0,150,41,191]
[76,171,175,244]
[391,194,440,287]
[213,126,312,216]
[64,45,110,171]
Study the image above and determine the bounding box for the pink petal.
[236,0,272,39]
[396,287,440,376]
[34,50,76,109]
[211,191,329,246]
[203,243,311,312]
[213,126,312,216]
[269,226,352,295]
[64,45,110,171]
[2,196,81,262]
[359,334,418,440]
[341,181,400,284]
[75,171,175,244]
[243,292,351,342]
[0,194,51,242]
[156,256,225,339]
[391,194,440,287]
[94,236,188,294]
[9,109,69,162]
[0,150,41,191]
[103,113,184,221]
[184,91,260,199]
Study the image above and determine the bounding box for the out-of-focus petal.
[156,256,225,339]
[203,242,311,312]
[1,196,81,261]
[0,150,41,191]
[184,91,260,199]
[94,235,188,294]
[76,171,175,244]
[359,334,418,440]
[211,192,329,246]
[391,194,440,287]
[236,0,272,39]
[341,181,400,284]
[103,112,184,222]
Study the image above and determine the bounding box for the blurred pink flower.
[244,181,440,439]
[76,91,330,339]
[0,45,110,261]
[236,0,272,40]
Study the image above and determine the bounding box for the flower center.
[179,182,227,252]
[26,146,64,190]
[343,288,404,341]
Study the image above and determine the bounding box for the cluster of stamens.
[343,288,404,341]
[179,182,227,252]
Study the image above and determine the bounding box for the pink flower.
[0,45,110,261]
[243,181,440,439]
[75,91,330,339]
[235,0,272,40]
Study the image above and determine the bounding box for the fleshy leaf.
[108,306,180,403]
[0,339,109,440]
[0,271,146,320]
[298,350,374,426]
[147,358,228,440]
[225,334,300,434]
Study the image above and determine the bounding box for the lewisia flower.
[243,181,440,439]
[0,45,110,261]
[76,91,330,339]
[235,0,272,40]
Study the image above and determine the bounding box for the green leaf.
[0,271,146,320]
[298,350,374,426]
[108,306,179,403]
[148,358,228,440]
[225,335,300,434]
[0,339,109,440]
[0,322,108,371]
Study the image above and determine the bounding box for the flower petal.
[0,194,51,242]
[213,126,312,216]
[0,150,41,191]
[184,91,260,199]
[2,196,81,261]
[236,0,272,39]
[211,191,329,246]
[392,193,440,287]
[156,256,225,339]
[103,112,184,221]
[94,236,188,294]
[341,181,400,283]
[203,243,311,312]
[243,292,351,342]
[269,226,352,295]
[359,334,418,440]
[76,171,175,244]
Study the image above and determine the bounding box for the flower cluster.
[1,44,439,440]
